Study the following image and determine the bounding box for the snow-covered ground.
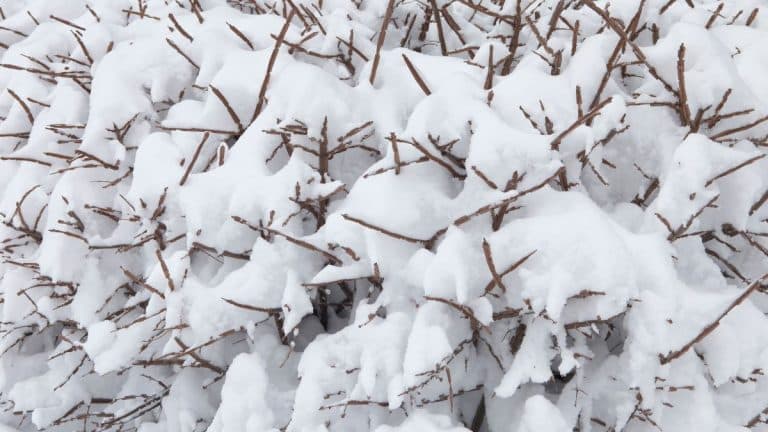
[0,0,767,431]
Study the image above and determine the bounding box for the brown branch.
[369,0,396,85]
[342,213,431,246]
[746,8,759,26]
[221,297,280,314]
[155,249,176,292]
[429,0,448,56]
[705,154,765,187]
[581,0,677,96]
[710,115,768,140]
[750,188,768,216]
[405,138,465,179]
[483,250,536,295]
[550,98,612,150]
[169,13,193,42]
[252,10,295,122]
[209,85,244,133]
[7,88,34,123]
[121,267,165,299]
[227,22,253,49]
[401,54,431,96]
[424,296,486,329]
[482,239,506,293]
[430,167,563,243]
[659,273,768,364]
[232,215,342,264]
[676,44,691,126]
[179,132,209,186]
[165,38,198,69]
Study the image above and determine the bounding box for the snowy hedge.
[0,0,767,431]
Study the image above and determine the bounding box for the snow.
[0,0,767,431]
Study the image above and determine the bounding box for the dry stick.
[441,5,472,57]
[676,44,691,127]
[501,1,523,76]
[165,38,199,69]
[317,117,329,230]
[525,15,554,57]
[546,0,566,40]
[471,166,498,189]
[424,296,486,329]
[589,0,644,109]
[484,45,494,90]
[50,15,86,31]
[300,5,325,34]
[482,239,507,293]
[12,184,41,231]
[168,13,193,42]
[1,156,50,166]
[582,0,677,96]
[27,10,40,25]
[659,273,768,365]
[483,250,536,294]
[659,194,720,241]
[429,168,563,244]
[550,97,612,151]
[401,54,431,96]
[190,0,204,23]
[231,215,342,265]
[704,154,765,187]
[85,4,100,22]
[155,249,176,291]
[227,22,254,49]
[71,31,94,65]
[337,35,368,61]
[705,108,753,129]
[576,86,584,118]
[252,10,295,123]
[221,297,281,314]
[369,0,396,86]
[342,213,431,245]
[746,405,768,428]
[429,0,448,56]
[389,133,401,174]
[209,85,244,132]
[75,150,118,170]
[746,8,759,26]
[173,337,224,374]
[456,0,515,25]
[750,188,768,215]
[121,267,165,299]
[179,134,209,186]
[659,0,677,15]
[572,20,580,55]
[6,89,34,123]
[706,248,749,283]
[285,0,310,28]
[405,138,465,179]
[709,88,732,121]
[710,115,768,140]
[337,120,374,143]
[705,3,724,29]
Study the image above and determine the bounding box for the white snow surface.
[0,0,767,431]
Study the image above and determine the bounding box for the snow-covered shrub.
[0,0,767,431]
